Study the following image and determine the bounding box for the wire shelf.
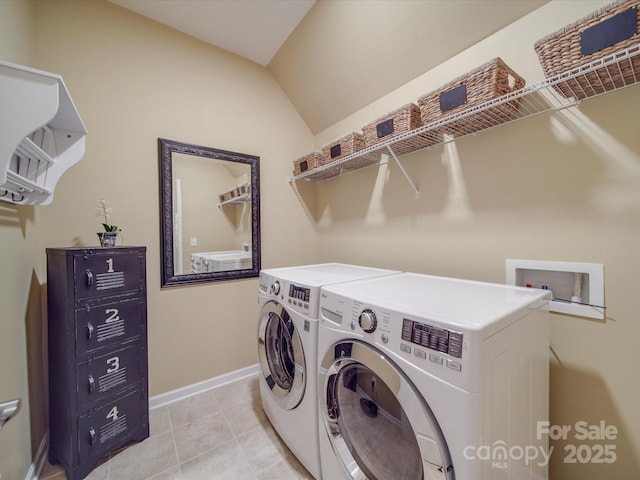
[289,44,640,185]
[218,193,250,207]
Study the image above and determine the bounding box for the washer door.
[320,340,454,480]
[258,300,306,410]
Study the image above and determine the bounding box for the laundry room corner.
[304,2,640,479]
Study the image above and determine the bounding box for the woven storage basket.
[237,182,251,196]
[534,0,640,99]
[417,58,526,136]
[320,132,371,171]
[293,151,341,179]
[362,103,422,149]
[321,132,364,161]
[293,152,322,176]
[219,188,236,203]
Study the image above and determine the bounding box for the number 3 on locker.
[106,356,120,373]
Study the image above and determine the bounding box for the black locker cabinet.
[46,247,149,480]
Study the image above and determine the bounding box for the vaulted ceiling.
[110,0,549,133]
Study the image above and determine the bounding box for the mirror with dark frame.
[158,138,260,287]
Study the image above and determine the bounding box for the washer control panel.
[401,318,463,359]
[289,283,310,303]
[261,272,320,317]
[285,282,317,316]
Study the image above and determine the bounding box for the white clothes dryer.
[317,272,551,480]
[257,263,398,479]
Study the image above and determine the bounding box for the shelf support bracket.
[386,145,419,198]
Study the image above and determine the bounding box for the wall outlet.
[190,238,197,247]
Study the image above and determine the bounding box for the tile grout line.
[215,390,260,479]
[170,390,241,477]
[216,375,290,479]
[167,406,184,480]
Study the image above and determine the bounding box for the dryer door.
[258,300,306,410]
[320,340,454,480]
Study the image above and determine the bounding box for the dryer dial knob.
[271,281,280,295]
[359,309,377,333]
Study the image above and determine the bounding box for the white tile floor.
[41,373,314,480]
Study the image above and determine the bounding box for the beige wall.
[0,0,35,64]
[312,1,640,478]
[0,1,41,478]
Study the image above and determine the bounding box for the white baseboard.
[25,432,48,480]
[27,364,260,479]
[149,363,259,410]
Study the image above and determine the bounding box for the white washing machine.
[317,272,551,480]
[257,263,399,479]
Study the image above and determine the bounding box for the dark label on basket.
[299,160,308,172]
[439,84,467,112]
[330,144,342,158]
[376,118,394,138]
[581,7,637,57]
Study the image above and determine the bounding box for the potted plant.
[95,198,119,247]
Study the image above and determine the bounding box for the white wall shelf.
[0,61,87,205]
[506,259,605,320]
[288,44,640,190]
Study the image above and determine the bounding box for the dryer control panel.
[401,319,463,359]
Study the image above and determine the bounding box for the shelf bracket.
[386,145,419,198]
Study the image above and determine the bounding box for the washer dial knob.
[271,281,280,295]
[359,309,377,333]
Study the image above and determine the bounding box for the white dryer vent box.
[506,259,604,320]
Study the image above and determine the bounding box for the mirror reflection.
[158,138,260,287]
[172,153,252,274]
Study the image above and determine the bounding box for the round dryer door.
[320,340,454,480]
[258,300,306,410]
